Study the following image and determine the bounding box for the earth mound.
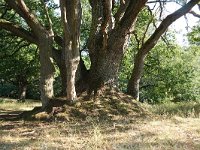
[30,90,151,121]
[2,90,152,121]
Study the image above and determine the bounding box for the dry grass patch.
[0,117,200,150]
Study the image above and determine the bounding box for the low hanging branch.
[5,0,45,35]
[0,19,38,44]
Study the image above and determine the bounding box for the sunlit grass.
[0,97,41,111]
[149,101,200,118]
[0,117,200,150]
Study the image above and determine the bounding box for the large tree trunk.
[60,0,81,101]
[38,32,55,108]
[127,0,200,100]
[88,39,126,95]
[52,47,88,97]
[87,0,147,95]
[2,0,56,108]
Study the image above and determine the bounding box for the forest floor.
[0,97,200,150]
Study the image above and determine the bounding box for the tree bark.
[38,32,55,108]
[2,0,56,108]
[127,0,200,100]
[87,0,147,95]
[127,50,147,100]
[60,0,81,101]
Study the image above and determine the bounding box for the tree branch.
[0,19,38,44]
[101,0,113,31]
[190,11,200,18]
[114,0,130,25]
[5,0,44,34]
[147,0,174,4]
[87,0,102,52]
[118,0,147,34]
[141,0,200,55]
[60,0,71,42]
[40,0,53,31]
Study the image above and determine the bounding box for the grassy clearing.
[149,101,200,118]
[0,98,200,149]
[0,97,41,112]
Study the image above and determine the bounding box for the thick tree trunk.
[88,29,129,95]
[87,0,147,96]
[89,49,124,95]
[127,51,147,100]
[38,33,55,108]
[60,0,81,101]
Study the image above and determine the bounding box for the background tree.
[0,0,58,108]
[127,0,200,100]
[0,30,39,100]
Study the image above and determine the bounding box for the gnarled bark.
[87,0,147,96]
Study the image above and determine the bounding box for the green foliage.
[0,84,17,98]
[141,43,200,103]
[0,30,40,99]
[118,47,134,92]
[187,25,200,45]
[119,30,200,104]
[80,0,92,48]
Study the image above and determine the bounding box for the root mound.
[18,90,151,121]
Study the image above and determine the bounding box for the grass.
[0,98,200,149]
[149,101,200,118]
[0,98,41,112]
